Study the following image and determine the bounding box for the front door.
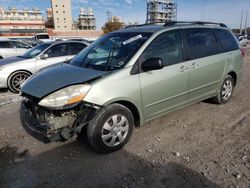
[139,30,190,120]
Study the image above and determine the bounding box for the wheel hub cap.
[222,80,233,101]
[101,114,129,147]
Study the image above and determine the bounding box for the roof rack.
[124,22,165,29]
[164,21,228,28]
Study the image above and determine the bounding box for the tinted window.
[0,41,12,48]
[45,43,68,58]
[36,35,50,39]
[67,43,87,55]
[140,30,183,67]
[214,29,239,52]
[184,28,219,60]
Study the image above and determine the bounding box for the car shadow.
[0,142,221,188]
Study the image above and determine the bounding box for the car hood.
[0,56,29,66]
[21,64,108,99]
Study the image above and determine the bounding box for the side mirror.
[141,58,164,72]
[40,54,48,60]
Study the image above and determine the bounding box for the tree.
[102,18,124,34]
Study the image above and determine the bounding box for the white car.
[0,40,31,59]
[34,33,54,42]
[0,41,88,93]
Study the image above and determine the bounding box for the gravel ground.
[0,47,249,188]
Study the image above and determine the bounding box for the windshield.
[21,43,51,58]
[70,32,152,71]
[37,35,50,39]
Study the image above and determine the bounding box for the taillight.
[240,48,245,57]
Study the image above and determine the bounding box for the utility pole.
[239,10,244,34]
[244,10,248,35]
[106,11,112,22]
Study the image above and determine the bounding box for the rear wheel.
[8,71,31,93]
[87,103,134,153]
[213,75,235,104]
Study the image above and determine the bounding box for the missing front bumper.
[20,100,95,143]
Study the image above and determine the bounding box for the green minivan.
[20,21,244,153]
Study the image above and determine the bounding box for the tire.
[87,103,134,153]
[8,71,31,93]
[213,75,235,104]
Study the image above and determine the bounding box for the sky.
[0,0,249,29]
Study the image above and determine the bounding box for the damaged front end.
[20,98,97,143]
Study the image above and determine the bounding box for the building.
[77,8,96,30]
[0,7,45,31]
[146,0,177,23]
[45,8,54,29]
[51,0,72,31]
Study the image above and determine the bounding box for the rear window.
[214,29,239,52]
[183,28,219,60]
[36,35,50,39]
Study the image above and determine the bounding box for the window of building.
[183,28,219,60]
[55,5,58,7]
[63,11,65,13]
[62,5,65,7]
[56,11,58,13]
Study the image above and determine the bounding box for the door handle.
[190,63,198,69]
[180,66,188,72]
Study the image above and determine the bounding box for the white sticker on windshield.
[123,34,143,45]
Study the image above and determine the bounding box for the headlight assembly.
[38,84,91,108]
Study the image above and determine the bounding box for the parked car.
[0,41,88,93]
[0,40,31,59]
[33,33,53,42]
[20,21,243,153]
[67,38,91,44]
[10,38,41,47]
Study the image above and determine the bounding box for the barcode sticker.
[123,34,143,45]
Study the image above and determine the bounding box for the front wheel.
[87,104,134,153]
[8,71,31,93]
[213,75,235,104]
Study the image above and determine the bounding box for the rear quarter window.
[214,29,239,52]
[183,28,219,60]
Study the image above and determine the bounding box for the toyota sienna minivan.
[20,21,244,153]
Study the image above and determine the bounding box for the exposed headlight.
[38,84,91,108]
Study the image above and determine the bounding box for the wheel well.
[114,100,141,127]
[7,70,32,85]
[228,71,237,86]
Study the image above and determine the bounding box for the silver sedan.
[0,41,88,93]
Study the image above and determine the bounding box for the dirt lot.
[0,47,250,188]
